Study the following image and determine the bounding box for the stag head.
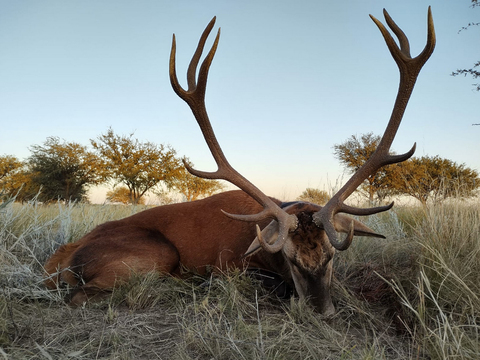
[170,9,435,314]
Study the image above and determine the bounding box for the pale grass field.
[0,196,479,359]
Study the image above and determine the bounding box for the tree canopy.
[0,155,37,201]
[106,186,146,205]
[297,188,330,205]
[1,129,234,204]
[392,156,480,205]
[171,159,225,202]
[0,155,23,181]
[28,137,102,202]
[333,132,397,203]
[91,128,182,205]
[334,133,479,205]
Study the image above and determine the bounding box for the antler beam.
[312,7,436,250]
[169,17,298,253]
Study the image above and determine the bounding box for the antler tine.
[170,18,298,254]
[380,9,411,58]
[312,8,435,251]
[186,17,217,91]
[170,17,220,102]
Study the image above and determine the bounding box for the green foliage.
[106,186,146,205]
[333,133,379,172]
[0,155,36,201]
[3,128,223,204]
[91,128,182,205]
[0,155,22,181]
[393,155,480,205]
[334,133,479,205]
[297,188,330,205]
[28,137,102,203]
[171,158,225,201]
[333,132,397,203]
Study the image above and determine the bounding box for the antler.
[312,7,436,250]
[170,17,298,253]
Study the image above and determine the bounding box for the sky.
[0,0,478,203]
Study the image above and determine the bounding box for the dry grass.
[0,195,479,359]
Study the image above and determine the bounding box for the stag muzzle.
[289,257,336,316]
[308,281,335,316]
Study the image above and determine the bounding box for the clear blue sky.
[0,0,478,201]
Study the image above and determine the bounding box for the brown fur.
[45,191,276,303]
[44,190,381,310]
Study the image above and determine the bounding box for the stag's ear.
[244,220,279,256]
[334,214,385,239]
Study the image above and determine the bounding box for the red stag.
[44,9,435,314]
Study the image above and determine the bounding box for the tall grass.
[0,195,479,359]
[0,197,150,302]
[390,201,480,359]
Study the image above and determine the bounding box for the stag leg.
[67,283,111,306]
[64,227,180,305]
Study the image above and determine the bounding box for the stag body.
[45,9,435,314]
[45,190,378,313]
[44,191,265,305]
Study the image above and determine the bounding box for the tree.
[106,186,146,205]
[333,133,397,203]
[393,156,480,205]
[333,133,479,205]
[451,0,480,91]
[0,155,37,201]
[0,155,22,181]
[91,128,182,205]
[297,188,330,205]
[28,137,102,203]
[452,62,480,91]
[171,159,225,201]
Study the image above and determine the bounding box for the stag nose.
[319,301,335,316]
[311,295,335,316]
